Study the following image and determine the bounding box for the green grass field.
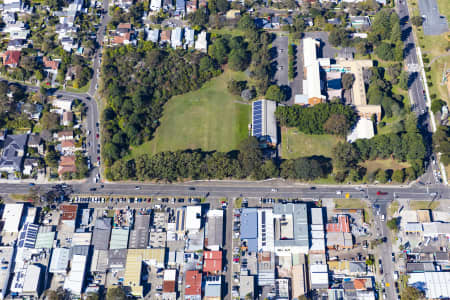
[361,159,410,174]
[410,201,440,210]
[129,70,251,157]
[281,127,342,159]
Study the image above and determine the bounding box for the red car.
[376,191,388,196]
[97,156,100,161]
[96,133,99,138]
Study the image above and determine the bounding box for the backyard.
[128,70,251,158]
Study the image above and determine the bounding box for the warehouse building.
[273,204,309,256]
[186,206,202,233]
[0,247,14,300]
[129,213,150,249]
[92,218,112,250]
[206,210,223,250]
[408,271,450,299]
[258,208,274,253]
[241,208,258,253]
[109,228,129,249]
[60,204,78,229]
[2,203,24,232]
[64,254,87,295]
[49,248,70,274]
[252,100,278,146]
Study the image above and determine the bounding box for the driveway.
[418,0,448,35]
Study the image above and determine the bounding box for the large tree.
[323,114,350,136]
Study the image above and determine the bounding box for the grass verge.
[334,198,372,223]
[409,200,440,210]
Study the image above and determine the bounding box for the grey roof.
[273,203,309,248]
[129,214,150,248]
[435,252,449,261]
[70,245,90,258]
[207,214,223,248]
[28,134,41,146]
[349,261,366,273]
[175,0,185,13]
[92,218,112,250]
[0,134,28,172]
[241,208,257,239]
[108,249,127,269]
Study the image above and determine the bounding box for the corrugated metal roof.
[109,228,129,249]
[34,231,55,249]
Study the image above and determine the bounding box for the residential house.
[226,9,240,20]
[194,31,207,53]
[27,134,44,155]
[7,39,27,51]
[65,66,77,81]
[23,158,39,176]
[52,98,73,111]
[43,57,60,75]
[61,140,76,154]
[2,0,23,13]
[2,50,21,67]
[57,131,74,141]
[146,29,159,43]
[184,27,195,48]
[21,103,43,121]
[62,111,73,126]
[0,134,28,174]
[171,27,183,49]
[58,155,76,176]
[175,0,185,16]
[150,0,162,11]
[160,30,171,45]
[186,0,197,13]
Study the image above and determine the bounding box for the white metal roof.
[22,265,41,293]
[311,208,324,225]
[2,204,24,232]
[303,38,319,67]
[50,248,70,273]
[408,272,450,299]
[64,255,87,295]
[164,269,176,281]
[347,118,375,143]
[186,206,201,231]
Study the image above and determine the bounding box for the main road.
[0,181,448,200]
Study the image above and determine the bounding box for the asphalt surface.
[418,0,448,35]
[1,181,448,200]
[373,202,396,300]
[272,35,289,87]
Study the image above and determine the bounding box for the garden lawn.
[361,159,410,174]
[129,70,251,157]
[281,127,342,159]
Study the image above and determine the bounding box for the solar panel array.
[18,223,39,248]
[253,100,263,137]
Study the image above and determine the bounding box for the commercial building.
[310,208,325,254]
[408,272,450,298]
[60,204,78,229]
[64,254,87,295]
[2,203,24,232]
[184,270,202,300]
[49,248,70,274]
[90,249,109,273]
[204,276,221,300]
[206,210,223,250]
[258,208,274,252]
[240,208,258,253]
[203,251,222,274]
[163,269,177,299]
[109,228,129,249]
[240,275,255,299]
[185,206,202,232]
[309,263,329,289]
[0,247,14,300]
[92,218,112,250]
[273,203,309,256]
[124,248,165,297]
[108,249,127,270]
[251,100,278,146]
[129,213,150,248]
[17,223,39,248]
[292,254,308,298]
[21,264,42,297]
[258,251,275,286]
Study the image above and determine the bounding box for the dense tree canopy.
[275,103,357,135]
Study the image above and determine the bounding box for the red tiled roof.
[43,57,59,70]
[113,33,130,44]
[60,155,76,166]
[353,279,367,290]
[117,23,132,30]
[3,50,20,66]
[161,30,171,41]
[185,270,202,296]
[61,140,75,148]
[63,111,73,122]
[326,215,350,233]
[58,131,73,138]
[203,251,222,273]
[60,204,78,221]
[163,280,176,293]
